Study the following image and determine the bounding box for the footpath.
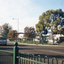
[8,41,64,47]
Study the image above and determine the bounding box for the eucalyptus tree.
[36,9,64,34]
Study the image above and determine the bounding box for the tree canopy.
[35,9,64,33]
[9,30,18,38]
[1,23,12,38]
[24,26,35,38]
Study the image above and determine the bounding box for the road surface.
[0,42,64,64]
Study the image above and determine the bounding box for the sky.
[0,0,64,34]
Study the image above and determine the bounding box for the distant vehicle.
[0,37,7,45]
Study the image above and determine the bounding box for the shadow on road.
[6,44,28,46]
[33,54,64,59]
[19,53,64,59]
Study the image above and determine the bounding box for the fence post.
[13,42,19,64]
[32,54,35,64]
[62,59,64,64]
[44,56,49,64]
[52,57,58,64]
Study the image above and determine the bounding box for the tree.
[1,23,12,38]
[24,26,36,38]
[35,9,64,33]
[9,30,18,38]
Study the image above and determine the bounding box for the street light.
[13,18,19,42]
[13,18,19,32]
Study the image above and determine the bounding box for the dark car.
[0,37,7,45]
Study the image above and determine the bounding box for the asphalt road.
[0,42,64,64]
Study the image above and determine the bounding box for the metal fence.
[0,51,13,64]
[0,42,46,64]
[0,42,64,64]
[17,56,46,64]
[18,53,64,64]
[0,46,15,64]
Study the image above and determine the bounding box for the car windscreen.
[0,37,6,40]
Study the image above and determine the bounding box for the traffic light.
[33,35,35,38]
[32,32,36,38]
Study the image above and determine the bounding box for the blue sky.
[0,0,64,34]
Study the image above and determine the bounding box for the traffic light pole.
[51,29,54,44]
[42,25,48,42]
